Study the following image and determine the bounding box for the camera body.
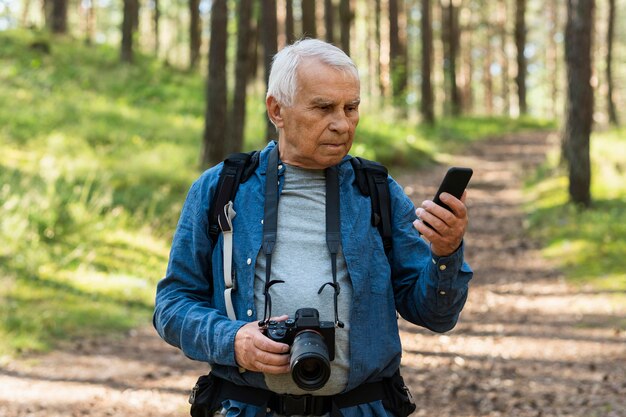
[263,308,336,391]
[264,308,336,361]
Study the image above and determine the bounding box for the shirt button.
[247,258,252,265]
[439,290,447,296]
[278,164,283,170]
[439,264,447,271]
[261,219,264,224]
[247,309,253,317]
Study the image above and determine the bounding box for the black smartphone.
[422,167,473,228]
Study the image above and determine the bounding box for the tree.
[228,0,254,154]
[201,0,228,167]
[261,0,278,141]
[481,0,495,114]
[325,0,335,44]
[286,0,295,44]
[420,0,435,123]
[441,0,462,116]
[189,0,202,69]
[121,0,138,63]
[389,0,408,103]
[606,0,619,125]
[45,0,68,33]
[302,0,317,38]
[339,0,352,55]
[152,0,160,55]
[563,0,594,207]
[498,0,510,115]
[514,0,527,115]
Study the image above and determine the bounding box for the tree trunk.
[339,0,351,55]
[420,0,435,124]
[325,0,335,44]
[563,0,594,207]
[302,0,317,38]
[228,0,253,155]
[375,0,384,96]
[499,0,510,115]
[261,0,278,140]
[201,0,228,167]
[45,0,68,33]
[441,0,461,116]
[120,0,137,63]
[132,0,140,31]
[285,0,295,44]
[606,0,618,125]
[482,0,494,114]
[153,0,160,55]
[548,0,559,118]
[389,0,407,104]
[514,0,527,115]
[189,0,202,69]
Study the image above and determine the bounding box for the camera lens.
[289,330,331,391]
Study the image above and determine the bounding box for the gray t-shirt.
[254,163,352,396]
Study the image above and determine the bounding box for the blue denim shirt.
[153,141,473,416]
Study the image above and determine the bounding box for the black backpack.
[208,150,392,262]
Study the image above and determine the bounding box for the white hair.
[266,38,359,107]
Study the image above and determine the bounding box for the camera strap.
[259,145,344,329]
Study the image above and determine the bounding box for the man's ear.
[266,96,285,128]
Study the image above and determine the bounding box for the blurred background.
[0,0,624,381]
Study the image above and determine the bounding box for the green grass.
[0,29,555,357]
[525,128,626,297]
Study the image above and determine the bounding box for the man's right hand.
[234,316,290,374]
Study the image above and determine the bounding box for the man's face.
[268,59,360,169]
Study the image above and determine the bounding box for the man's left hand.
[413,191,468,257]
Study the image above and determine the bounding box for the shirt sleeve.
[152,170,248,366]
[386,177,473,333]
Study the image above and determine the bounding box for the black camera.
[263,308,335,391]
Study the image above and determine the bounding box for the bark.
[153,0,160,55]
[201,0,228,167]
[420,0,435,124]
[548,0,559,118]
[389,0,407,103]
[302,0,317,38]
[325,0,335,44]
[228,0,254,154]
[45,0,68,33]
[441,0,461,116]
[606,0,619,125]
[189,0,202,69]
[261,0,278,140]
[482,0,494,114]
[375,0,384,96]
[120,0,137,63]
[285,0,295,44]
[339,0,351,55]
[499,0,510,115]
[563,0,594,207]
[514,0,527,115]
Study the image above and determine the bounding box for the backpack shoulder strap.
[209,151,260,245]
[350,157,393,255]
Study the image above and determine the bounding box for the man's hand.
[234,315,290,374]
[413,191,468,257]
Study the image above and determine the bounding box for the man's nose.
[329,111,350,134]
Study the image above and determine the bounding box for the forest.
[1,0,625,416]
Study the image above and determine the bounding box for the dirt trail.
[1,132,625,417]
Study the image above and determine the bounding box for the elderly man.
[153,39,472,417]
